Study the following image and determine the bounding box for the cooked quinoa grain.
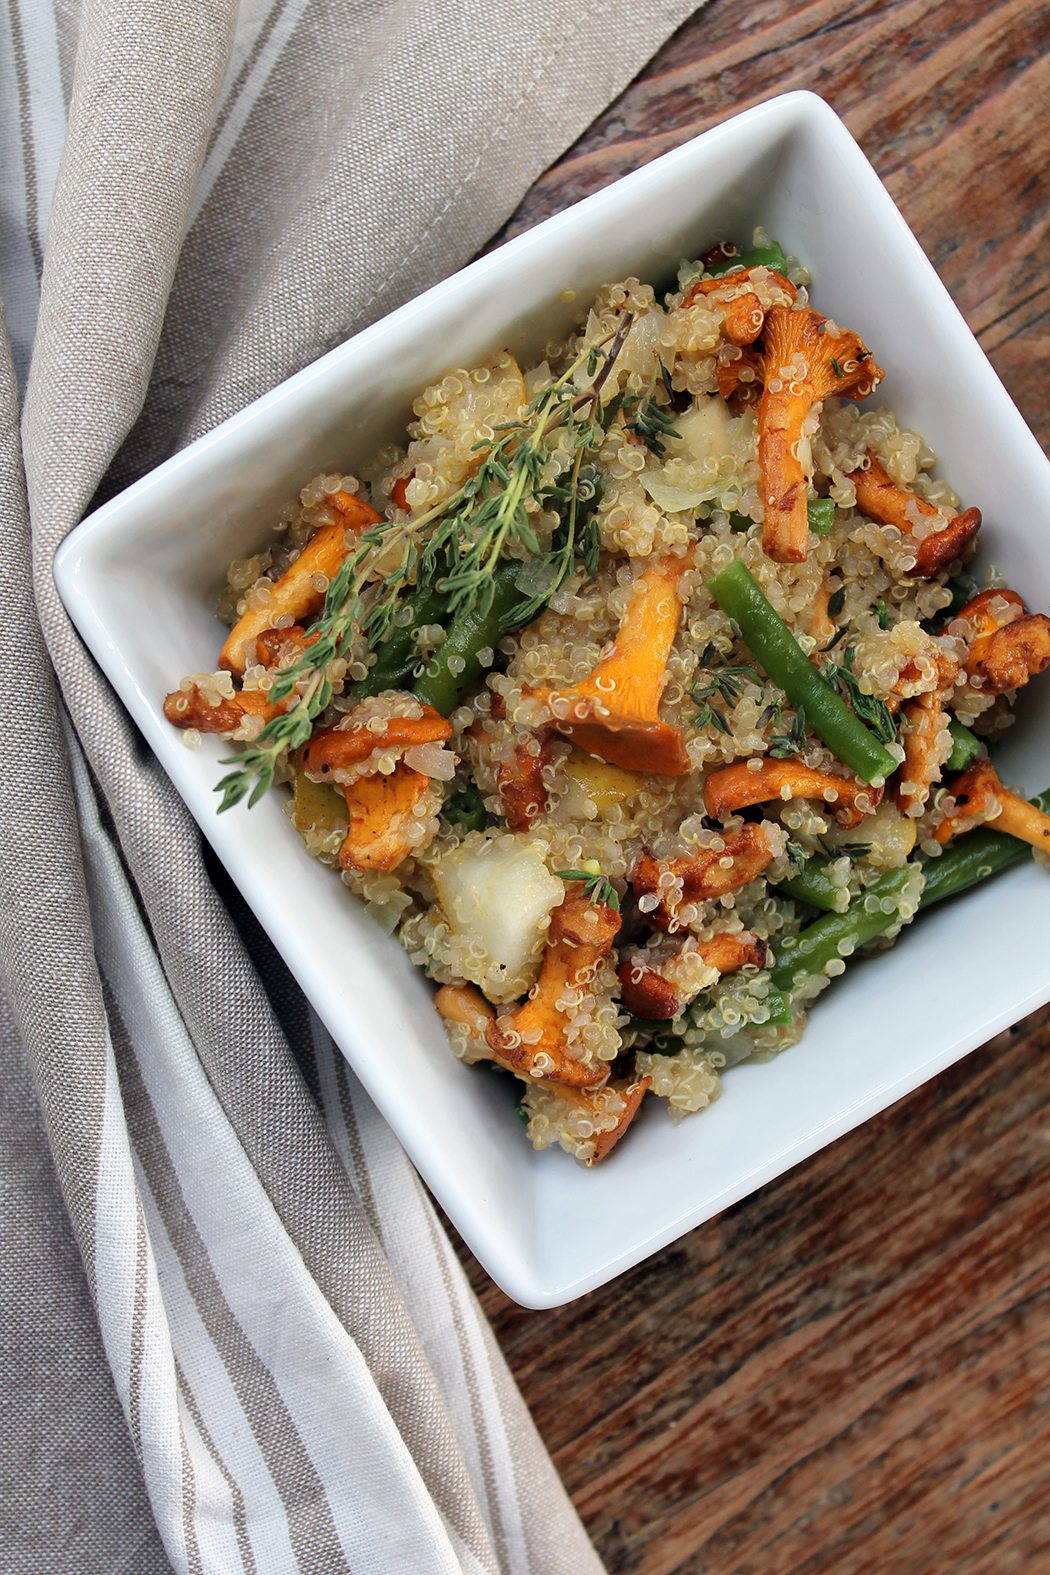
[165,228,1050,1166]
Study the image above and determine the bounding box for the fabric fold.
[2,0,703,1567]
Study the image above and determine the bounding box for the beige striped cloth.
[0,1,701,1570]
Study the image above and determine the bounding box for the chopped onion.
[404,743,458,780]
[642,475,728,513]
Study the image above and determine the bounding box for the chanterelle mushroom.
[434,981,650,1164]
[535,553,691,775]
[485,884,620,1087]
[496,732,564,831]
[618,930,768,1019]
[163,679,284,734]
[302,700,452,782]
[339,762,440,873]
[847,451,981,577]
[165,623,315,734]
[219,490,381,675]
[630,824,779,932]
[522,1075,652,1166]
[758,307,884,563]
[684,266,798,346]
[956,589,1050,695]
[894,649,960,819]
[934,758,1050,852]
[704,758,882,830]
[306,698,452,871]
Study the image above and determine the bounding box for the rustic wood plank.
[454,2,1050,1569]
[450,1007,1050,1571]
[488,0,1050,446]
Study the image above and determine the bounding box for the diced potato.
[294,768,350,835]
[432,837,564,1003]
[563,749,645,811]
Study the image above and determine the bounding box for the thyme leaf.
[690,648,757,731]
[555,866,621,911]
[768,703,807,757]
[625,364,680,458]
[821,645,898,744]
[819,838,872,860]
[786,840,811,877]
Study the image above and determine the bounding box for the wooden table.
[457,5,1050,1569]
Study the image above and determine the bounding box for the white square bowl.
[55,91,1050,1308]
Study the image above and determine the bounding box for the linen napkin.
[0,0,701,1570]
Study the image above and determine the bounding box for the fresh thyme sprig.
[821,644,898,744]
[689,644,813,758]
[555,864,621,912]
[215,316,636,812]
[786,840,811,877]
[625,364,680,458]
[690,644,757,733]
[768,702,807,758]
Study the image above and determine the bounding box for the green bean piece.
[769,866,916,992]
[707,558,899,785]
[770,788,1050,994]
[918,791,1050,907]
[945,717,980,773]
[705,240,788,278]
[443,781,488,833]
[763,990,794,1025]
[917,829,1026,907]
[807,498,835,536]
[774,856,850,913]
[412,558,528,715]
[351,581,449,699]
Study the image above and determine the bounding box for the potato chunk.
[431,836,564,1004]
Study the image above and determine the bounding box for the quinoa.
[164,229,1049,1167]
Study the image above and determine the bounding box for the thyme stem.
[215,312,636,811]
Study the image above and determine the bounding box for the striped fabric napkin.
[0,0,699,1570]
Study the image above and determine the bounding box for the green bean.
[707,558,898,785]
[769,866,916,992]
[774,856,850,913]
[628,792,1049,1057]
[945,717,980,773]
[917,790,1050,906]
[807,498,835,536]
[770,789,1050,994]
[705,240,788,278]
[762,990,793,1025]
[351,581,449,700]
[443,780,488,833]
[917,828,1025,907]
[412,558,528,715]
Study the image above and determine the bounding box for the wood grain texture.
[489,0,1050,451]
[455,4,1050,1569]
